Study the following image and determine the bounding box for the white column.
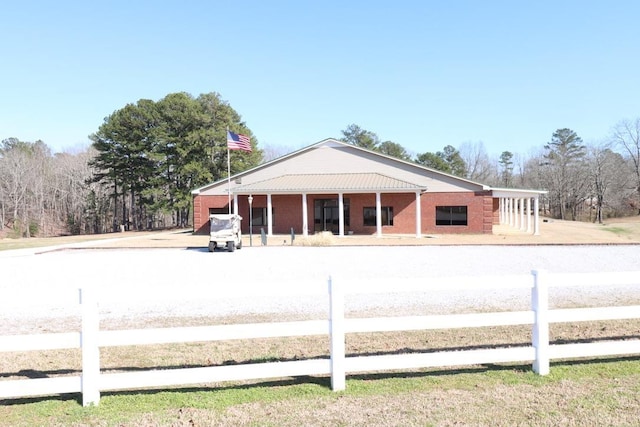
[338,193,345,237]
[526,197,532,233]
[514,198,520,229]
[520,198,526,231]
[375,192,382,237]
[302,193,308,237]
[508,198,514,226]
[499,198,504,224]
[233,194,239,215]
[502,198,507,224]
[534,196,540,235]
[505,198,509,226]
[415,191,422,238]
[267,193,273,236]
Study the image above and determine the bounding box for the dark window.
[209,208,228,215]
[436,206,468,226]
[251,207,273,226]
[363,206,393,226]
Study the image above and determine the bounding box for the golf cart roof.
[209,214,242,220]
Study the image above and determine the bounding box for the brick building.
[192,139,545,237]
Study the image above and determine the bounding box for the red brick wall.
[268,194,302,234]
[193,191,494,235]
[193,194,305,235]
[492,197,501,224]
[421,191,492,234]
[346,193,416,235]
[192,195,230,234]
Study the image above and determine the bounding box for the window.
[251,207,273,226]
[209,208,228,215]
[436,206,468,226]
[363,206,393,226]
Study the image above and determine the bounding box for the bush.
[295,231,336,246]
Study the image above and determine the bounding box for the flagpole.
[226,127,231,214]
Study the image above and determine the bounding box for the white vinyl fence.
[1,270,639,406]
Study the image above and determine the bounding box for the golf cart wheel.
[227,241,235,252]
[208,242,216,252]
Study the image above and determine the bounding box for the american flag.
[226,130,252,152]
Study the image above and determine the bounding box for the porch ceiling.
[233,173,426,194]
[492,188,548,198]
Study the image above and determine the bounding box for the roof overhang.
[232,173,427,194]
[491,187,548,198]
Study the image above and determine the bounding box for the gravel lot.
[1,245,640,334]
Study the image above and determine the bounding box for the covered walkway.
[492,188,547,235]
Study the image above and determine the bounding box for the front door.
[314,198,350,234]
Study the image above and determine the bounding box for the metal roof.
[233,173,426,194]
[191,139,493,195]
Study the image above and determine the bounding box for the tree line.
[1,94,639,237]
[1,92,262,237]
[339,122,640,222]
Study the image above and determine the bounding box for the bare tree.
[459,141,496,183]
[0,139,32,236]
[586,141,630,222]
[260,144,298,163]
[0,139,114,237]
[611,118,640,214]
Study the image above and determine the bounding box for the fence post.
[328,276,346,391]
[80,287,101,406]
[531,270,550,375]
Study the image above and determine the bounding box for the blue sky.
[2,1,639,158]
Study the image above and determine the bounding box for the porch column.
[504,198,509,225]
[514,198,520,229]
[338,193,345,237]
[534,196,540,235]
[415,191,422,238]
[526,197,532,233]
[375,192,382,237]
[233,194,239,215]
[520,198,526,231]
[505,198,510,225]
[267,193,273,236]
[302,193,308,237]
[499,198,504,224]
[510,198,515,227]
[502,198,507,224]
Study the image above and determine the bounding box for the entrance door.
[314,198,350,234]
[323,206,339,233]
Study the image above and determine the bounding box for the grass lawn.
[1,358,638,426]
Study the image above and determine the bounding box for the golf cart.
[208,214,243,252]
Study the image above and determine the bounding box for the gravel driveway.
[2,245,639,333]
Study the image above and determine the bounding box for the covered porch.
[229,173,427,238]
[492,188,547,236]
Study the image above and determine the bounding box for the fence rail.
[1,270,639,406]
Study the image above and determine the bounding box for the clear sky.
[2,1,639,158]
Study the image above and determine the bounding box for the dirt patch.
[3,217,640,252]
[83,217,640,249]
